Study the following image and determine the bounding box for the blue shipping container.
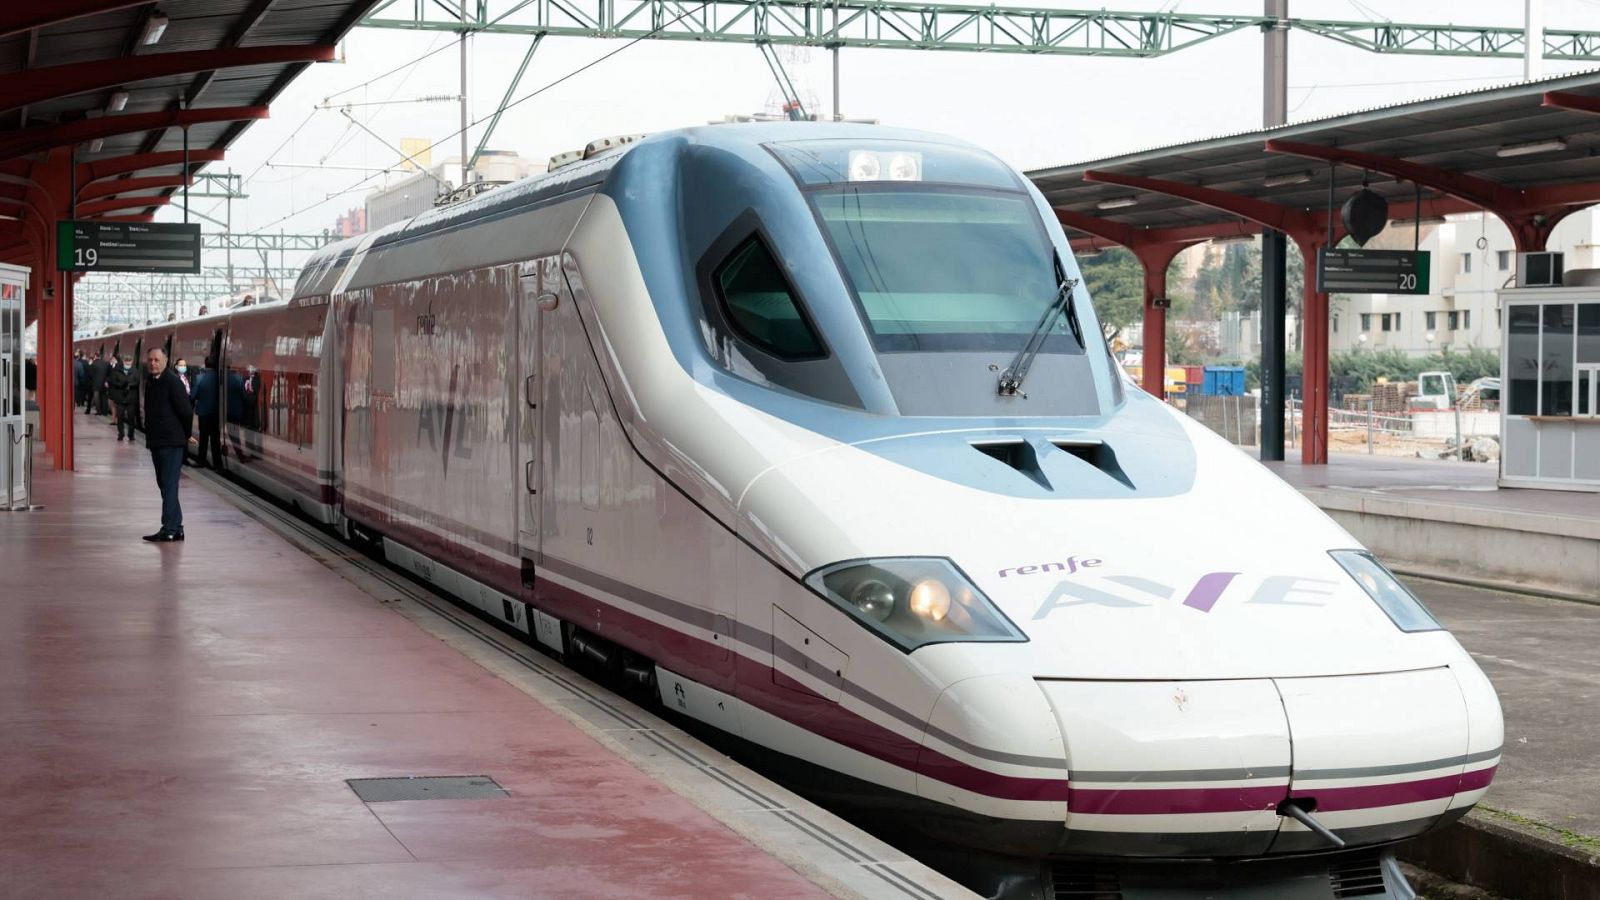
[1203,365,1247,396]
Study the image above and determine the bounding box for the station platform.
[1262,452,1600,601]
[0,415,963,899]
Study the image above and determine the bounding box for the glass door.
[1578,364,1599,417]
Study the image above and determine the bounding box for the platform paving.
[1259,451,1600,601]
[0,417,845,899]
[1412,576,1600,840]
[1262,451,1598,520]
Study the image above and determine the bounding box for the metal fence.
[1183,394,1257,446]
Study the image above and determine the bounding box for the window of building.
[1497,250,1512,271]
[1394,313,1402,330]
[1381,314,1392,332]
[1543,304,1576,416]
[1463,310,1471,329]
[1461,253,1473,273]
[1332,314,1339,334]
[1580,305,1600,418]
[1447,311,1459,331]
[1425,311,1436,331]
[1360,313,1371,332]
[1507,302,1600,417]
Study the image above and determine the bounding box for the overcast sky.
[165,0,1600,239]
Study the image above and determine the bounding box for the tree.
[1078,247,1144,342]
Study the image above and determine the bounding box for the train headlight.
[806,558,1026,652]
[845,150,923,182]
[849,578,897,622]
[1329,549,1442,633]
[847,150,882,182]
[886,152,922,181]
[908,579,950,622]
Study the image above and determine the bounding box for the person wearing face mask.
[107,355,140,441]
[174,357,192,393]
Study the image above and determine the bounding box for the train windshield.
[810,186,1071,354]
[696,139,1103,417]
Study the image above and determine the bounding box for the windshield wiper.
[997,253,1084,397]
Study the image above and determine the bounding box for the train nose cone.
[1267,666,1501,853]
[1028,667,1500,857]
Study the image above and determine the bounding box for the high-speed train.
[83,124,1500,898]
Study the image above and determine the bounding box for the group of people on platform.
[74,347,226,543]
[73,348,221,467]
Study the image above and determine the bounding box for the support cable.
[255,0,715,231]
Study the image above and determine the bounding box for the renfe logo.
[998,557,1102,578]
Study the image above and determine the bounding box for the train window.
[713,236,824,360]
[693,217,863,410]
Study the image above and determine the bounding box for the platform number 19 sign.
[56,220,201,274]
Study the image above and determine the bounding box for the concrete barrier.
[1301,487,1600,602]
[1401,810,1600,900]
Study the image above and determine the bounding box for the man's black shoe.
[142,531,183,543]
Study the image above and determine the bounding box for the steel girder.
[359,0,1600,60]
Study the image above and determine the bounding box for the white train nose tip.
[1030,669,1498,857]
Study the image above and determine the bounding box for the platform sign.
[56,220,201,274]
[1316,248,1430,295]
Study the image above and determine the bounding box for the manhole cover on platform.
[347,775,510,802]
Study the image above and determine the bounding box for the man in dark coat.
[107,355,140,441]
[192,356,222,468]
[87,352,111,415]
[143,347,194,542]
[73,351,88,406]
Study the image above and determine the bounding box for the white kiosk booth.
[0,262,32,509]
[1498,284,1600,491]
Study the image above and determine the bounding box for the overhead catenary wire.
[254,1,715,232]
[202,15,504,223]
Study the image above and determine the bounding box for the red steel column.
[1132,243,1189,399]
[33,254,55,466]
[32,148,76,470]
[1140,262,1167,397]
[1294,236,1330,465]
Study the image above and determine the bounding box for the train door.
[516,259,557,564]
[314,313,337,500]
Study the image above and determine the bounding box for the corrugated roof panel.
[1032,69,1600,239]
[0,0,378,206]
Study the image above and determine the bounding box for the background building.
[1331,208,1600,357]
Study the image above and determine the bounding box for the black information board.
[1316,248,1430,295]
[56,220,201,274]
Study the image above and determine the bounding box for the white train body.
[102,124,1501,889]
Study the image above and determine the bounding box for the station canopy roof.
[0,0,382,217]
[1028,69,1600,250]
